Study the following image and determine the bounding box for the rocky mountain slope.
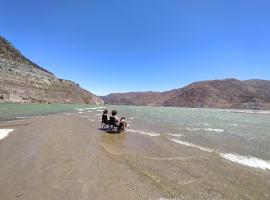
[0,36,103,104]
[101,79,270,109]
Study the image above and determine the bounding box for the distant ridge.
[0,36,103,104]
[101,79,270,109]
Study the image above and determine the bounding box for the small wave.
[75,108,85,112]
[85,107,106,110]
[85,107,98,110]
[225,123,247,127]
[204,128,224,132]
[220,153,270,170]
[128,129,160,137]
[182,127,224,133]
[229,110,270,115]
[96,110,103,112]
[225,123,239,126]
[78,112,83,114]
[95,114,102,116]
[15,116,31,119]
[88,119,95,122]
[184,127,201,131]
[15,116,45,119]
[98,106,107,109]
[170,139,213,152]
[170,138,270,170]
[0,129,13,140]
[167,133,183,137]
[198,123,209,126]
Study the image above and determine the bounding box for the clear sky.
[0,0,269,95]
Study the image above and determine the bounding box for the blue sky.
[0,0,270,95]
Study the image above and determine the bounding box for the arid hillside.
[0,36,103,104]
[101,79,270,109]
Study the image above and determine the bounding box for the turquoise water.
[1,104,270,167]
[0,104,93,120]
[109,106,270,161]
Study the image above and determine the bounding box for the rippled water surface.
[1,104,270,168]
[112,106,270,161]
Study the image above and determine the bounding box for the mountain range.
[101,79,270,109]
[0,36,103,104]
[1,36,269,109]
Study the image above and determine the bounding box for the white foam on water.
[170,138,270,170]
[85,107,98,110]
[78,112,83,114]
[198,123,209,126]
[184,127,201,131]
[87,110,92,112]
[204,128,224,132]
[170,139,214,153]
[15,116,45,119]
[225,123,247,127]
[95,114,102,116]
[96,110,103,112]
[128,129,160,137]
[219,153,270,170]
[85,106,106,110]
[88,119,95,122]
[182,127,224,133]
[0,129,13,140]
[15,116,30,119]
[167,133,183,137]
[225,123,239,126]
[75,108,85,112]
[98,106,107,109]
[230,110,270,115]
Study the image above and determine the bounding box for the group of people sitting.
[101,109,129,131]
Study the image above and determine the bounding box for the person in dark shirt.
[102,109,109,124]
[109,110,119,127]
[108,110,130,131]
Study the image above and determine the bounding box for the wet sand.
[0,114,270,200]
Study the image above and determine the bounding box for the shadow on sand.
[98,128,122,134]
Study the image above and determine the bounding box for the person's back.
[109,110,119,126]
[102,110,109,124]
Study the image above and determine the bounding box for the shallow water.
[111,106,270,160]
[1,104,270,169]
[0,104,93,120]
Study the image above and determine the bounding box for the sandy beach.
[0,113,270,200]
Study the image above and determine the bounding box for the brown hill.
[101,91,175,106]
[0,36,103,104]
[101,79,270,109]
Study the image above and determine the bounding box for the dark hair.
[111,110,117,116]
[120,117,125,121]
[103,109,108,114]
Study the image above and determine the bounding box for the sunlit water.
[1,104,270,169]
